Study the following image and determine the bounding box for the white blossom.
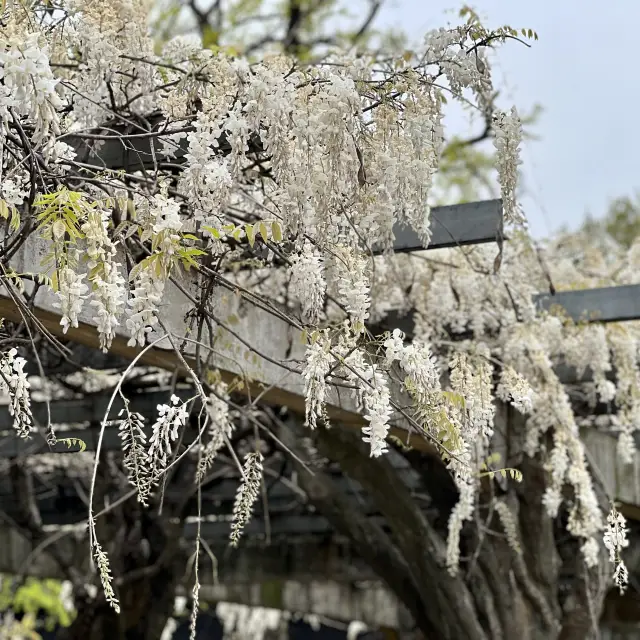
[230,452,263,546]
[603,506,629,592]
[302,335,333,430]
[81,208,126,351]
[289,245,326,325]
[0,175,27,208]
[343,347,393,457]
[332,245,371,332]
[0,348,34,439]
[0,33,62,148]
[493,107,523,225]
[118,407,150,504]
[446,481,474,574]
[196,384,235,482]
[125,268,165,348]
[55,268,89,333]
[148,395,189,483]
[496,366,534,414]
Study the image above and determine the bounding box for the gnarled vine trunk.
[278,411,609,640]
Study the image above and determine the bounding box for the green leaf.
[57,437,87,453]
[271,221,283,242]
[203,225,222,239]
[259,221,269,242]
[245,223,256,247]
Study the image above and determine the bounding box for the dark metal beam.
[0,465,386,531]
[383,199,504,253]
[534,285,640,324]
[377,285,640,348]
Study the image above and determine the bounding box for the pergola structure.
[1,129,640,634]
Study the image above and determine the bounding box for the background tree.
[567,192,640,250]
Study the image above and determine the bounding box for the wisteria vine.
[0,0,636,620]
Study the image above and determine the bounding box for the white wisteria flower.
[0,349,34,439]
[147,395,189,485]
[303,333,333,430]
[493,107,523,225]
[196,384,235,482]
[230,452,264,546]
[289,244,327,325]
[118,406,150,505]
[603,506,630,593]
[55,268,89,334]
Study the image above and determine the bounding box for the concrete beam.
[1,234,388,441]
[581,429,640,511]
[199,581,401,629]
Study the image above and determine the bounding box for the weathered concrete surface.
[581,429,640,512]
[198,580,401,629]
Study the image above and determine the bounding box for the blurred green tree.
[577,192,640,250]
[0,575,74,638]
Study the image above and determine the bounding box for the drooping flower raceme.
[342,344,393,457]
[604,506,629,593]
[179,110,233,224]
[493,107,523,225]
[0,33,62,150]
[196,384,235,482]
[55,267,89,334]
[125,189,185,347]
[445,349,496,574]
[81,208,126,351]
[118,407,150,505]
[289,244,327,325]
[332,245,371,333]
[126,269,165,348]
[0,348,34,439]
[147,395,189,486]
[302,333,333,430]
[496,366,534,414]
[230,452,263,546]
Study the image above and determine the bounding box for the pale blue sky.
[376,0,639,238]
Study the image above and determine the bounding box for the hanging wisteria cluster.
[0,0,637,618]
